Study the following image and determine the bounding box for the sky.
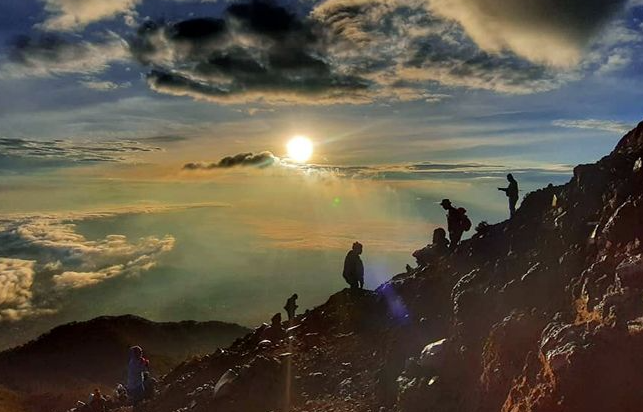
[0,0,642,349]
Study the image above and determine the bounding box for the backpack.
[458,207,472,231]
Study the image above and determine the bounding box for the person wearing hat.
[440,199,470,250]
[343,242,364,289]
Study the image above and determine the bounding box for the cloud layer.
[426,0,627,67]
[315,0,577,96]
[131,0,573,103]
[134,0,637,103]
[552,119,635,134]
[40,0,142,32]
[181,147,573,180]
[0,207,180,321]
[0,258,53,321]
[0,137,162,163]
[1,0,639,104]
[1,33,128,79]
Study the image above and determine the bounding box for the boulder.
[616,254,643,289]
[418,339,447,370]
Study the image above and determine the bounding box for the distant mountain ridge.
[0,315,249,411]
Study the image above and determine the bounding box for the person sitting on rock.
[343,242,364,290]
[127,346,150,405]
[263,312,286,343]
[413,227,450,266]
[284,294,299,321]
[88,388,107,412]
[113,384,128,406]
[143,371,157,400]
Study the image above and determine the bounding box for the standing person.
[127,346,149,405]
[284,294,299,321]
[440,199,471,251]
[498,174,519,218]
[343,242,364,290]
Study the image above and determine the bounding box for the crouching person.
[412,228,450,267]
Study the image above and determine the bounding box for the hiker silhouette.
[412,227,450,266]
[284,294,298,321]
[343,242,364,290]
[127,346,150,405]
[263,312,286,342]
[498,173,519,218]
[440,199,471,251]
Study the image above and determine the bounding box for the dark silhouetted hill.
[0,315,249,411]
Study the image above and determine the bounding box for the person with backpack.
[127,346,150,405]
[498,173,519,218]
[440,199,471,251]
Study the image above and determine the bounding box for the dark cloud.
[0,138,161,163]
[139,135,189,143]
[1,33,127,79]
[1,0,636,103]
[125,0,638,103]
[130,1,370,104]
[183,151,278,170]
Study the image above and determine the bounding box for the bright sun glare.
[287,136,313,163]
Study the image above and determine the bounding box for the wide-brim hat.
[439,199,451,207]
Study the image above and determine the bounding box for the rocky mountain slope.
[134,120,643,412]
[0,315,249,412]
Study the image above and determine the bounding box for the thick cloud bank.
[426,0,627,67]
[0,258,51,322]
[130,1,370,104]
[131,0,571,103]
[3,0,638,103]
[0,208,177,322]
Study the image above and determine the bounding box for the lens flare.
[287,136,313,163]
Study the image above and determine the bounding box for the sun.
[287,136,314,163]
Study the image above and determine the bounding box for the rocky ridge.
[103,121,643,412]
